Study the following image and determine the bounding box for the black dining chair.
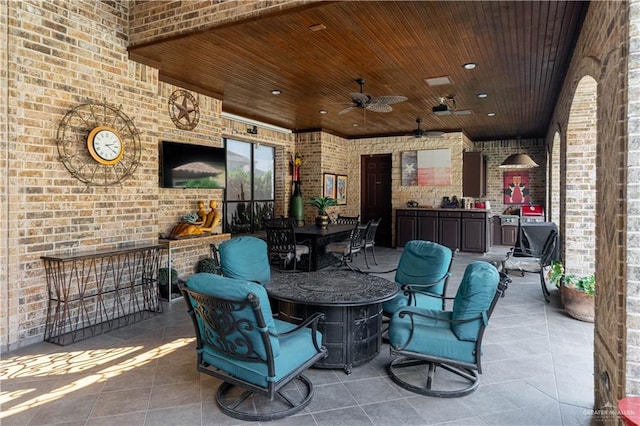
[325,221,369,269]
[264,218,311,272]
[362,217,381,268]
[335,214,360,225]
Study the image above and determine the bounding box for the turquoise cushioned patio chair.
[383,240,455,316]
[388,261,509,397]
[180,273,326,421]
[218,236,271,285]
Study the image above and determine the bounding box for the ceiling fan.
[432,96,473,116]
[339,78,408,115]
[410,118,444,138]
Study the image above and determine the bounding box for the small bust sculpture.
[169,200,221,237]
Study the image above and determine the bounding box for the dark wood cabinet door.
[501,225,518,246]
[463,151,486,198]
[417,215,438,242]
[396,215,416,247]
[439,217,461,251]
[461,218,486,252]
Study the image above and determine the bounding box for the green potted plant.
[158,267,179,299]
[548,260,595,322]
[307,196,337,229]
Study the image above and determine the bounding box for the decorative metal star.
[168,90,200,130]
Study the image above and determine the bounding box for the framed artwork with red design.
[503,171,530,204]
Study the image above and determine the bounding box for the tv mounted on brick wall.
[160,141,226,189]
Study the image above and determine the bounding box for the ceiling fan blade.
[454,109,473,115]
[366,103,393,113]
[372,95,408,105]
[339,106,355,115]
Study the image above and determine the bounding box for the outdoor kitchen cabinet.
[438,211,461,251]
[395,208,489,253]
[463,151,487,198]
[417,210,438,243]
[396,209,417,247]
[460,211,490,253]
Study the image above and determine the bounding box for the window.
[223,139,274,234]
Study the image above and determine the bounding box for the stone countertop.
[397,207,492,212]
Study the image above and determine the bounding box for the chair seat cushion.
[295,244,310,258]
[274,245,309,262]
[503,257,541,273]
[389,308,477,364]
[201,318,323,388]
[219,236,271,285]
[383,290,442,315]
[326,241,350,255]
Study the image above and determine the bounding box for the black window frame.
[222,138,275,234]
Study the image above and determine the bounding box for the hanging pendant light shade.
[499,153,539,169]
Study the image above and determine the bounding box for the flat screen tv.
[160,141,226,189]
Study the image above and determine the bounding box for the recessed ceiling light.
[352,123,359,127]
[477,92,488,98]
[424,76,453,86]
[271,89,281,95]
[462,63,477,70]
[487,112,496,117]
[308,23,327,32]
[319,110,328,114]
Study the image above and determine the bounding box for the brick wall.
[627,0,640,398]
[473,139,547,216]
[0,0,298,350]
[565,76,597,276]
[129,0,309,47]
[2,1,639,409]
[544,0,632,411]
[0,1,8,346]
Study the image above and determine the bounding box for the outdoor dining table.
[294,224,354,271]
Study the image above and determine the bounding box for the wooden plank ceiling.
[128,1,588,141]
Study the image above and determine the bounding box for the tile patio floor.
[1,245,594,425]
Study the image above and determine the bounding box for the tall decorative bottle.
[291,180,304,226]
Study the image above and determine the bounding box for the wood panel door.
[361,154,392,247]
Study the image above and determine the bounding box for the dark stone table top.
[294,224,354,237]
[265,270,398,307]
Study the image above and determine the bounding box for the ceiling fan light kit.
[338,78,407,116]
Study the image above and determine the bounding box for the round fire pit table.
[265,270,398,374]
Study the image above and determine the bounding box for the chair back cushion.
[451,261,500,341]
[185,272,279,358]
[384,240,452,313]
[219,236,271,285]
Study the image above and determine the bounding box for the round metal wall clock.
[56,102,142,186]
[168,89,200,130]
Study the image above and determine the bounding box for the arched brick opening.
[564,76,597,276]
[550,131,561,225]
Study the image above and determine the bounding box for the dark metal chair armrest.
[271,312,325,353]
[401,273,451,304]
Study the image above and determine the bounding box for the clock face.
[87,126,124,164]
[56,102,141,186]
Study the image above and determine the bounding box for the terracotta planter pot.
[561,284,594,322]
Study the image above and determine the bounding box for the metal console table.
[265,270,398,374]
[41,244,161,346]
